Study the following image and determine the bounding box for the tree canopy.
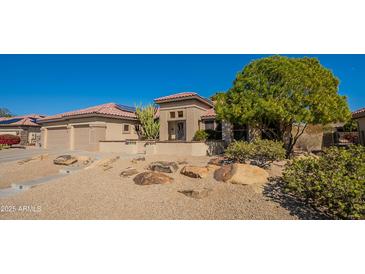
[215,55,351,156]
[0,107,12,117]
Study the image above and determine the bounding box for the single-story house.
[38,103,139,151]
[0,114,45,145]
[37,91,336,155]
[37,92,231,155]
[353,107,365,145]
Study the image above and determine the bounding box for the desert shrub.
[0,144,10,150]
[0,134,20,145]
[225,139,285,167]
[283,145,365,219]
[193,130,209,141]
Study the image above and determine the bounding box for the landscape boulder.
[208,157,225,166]
[148,161,179,173]
[134,171,174,185]
[53,155,78,166]
[180,165,210,179]
[120,168,139,177]
[214,163,269,185]
[177,160,189,165]
[131,156,146,164]
[179,188,213,199]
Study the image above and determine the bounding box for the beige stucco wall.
[99,141,137,154]
[158,98,212,141]
[99,140,224,156]
[105,120,139,140]
[148,141,224,156]
[357,117,365,145]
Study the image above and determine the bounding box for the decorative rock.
[134,171,174,185]
[179,188,213,199]
[213,164,232,181]
[214,163,269,185]
[180,165,210,179]
[131,156,146,164]
[208,157,225,166]
[120,168,139,177]
[53,155,78,166]
[148,161,179,173]
[177,160,189,165]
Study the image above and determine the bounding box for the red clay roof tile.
[201,108,216,119]
[38,103,137,122]
[154,92,213,106]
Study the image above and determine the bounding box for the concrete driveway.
[0,148,73,164]
[0,147,136,164]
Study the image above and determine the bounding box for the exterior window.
[178,111,183,118]
[123,124,130,133]
[170,112,176,118]
[204,121,215,130]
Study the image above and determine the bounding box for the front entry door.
[176,122,185,140]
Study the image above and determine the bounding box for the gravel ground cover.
[0,155,63,189]
[0,155,297,220]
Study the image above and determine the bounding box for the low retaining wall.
[149,141,224,156]
[99,140,147,154]
[99,140,224,156]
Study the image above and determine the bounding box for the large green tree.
[215,56,350,157]
[0,107,12,117]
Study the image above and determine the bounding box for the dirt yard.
[0,155,63,189]
[0,155,298,220]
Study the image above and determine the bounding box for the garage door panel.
[47,127,69,149]
[74,125,92,151]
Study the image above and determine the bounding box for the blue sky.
[0,54,364,116]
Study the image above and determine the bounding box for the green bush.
[283,145,365,219]
[193,130,209,141]
[225,139,285,167]
[0,144,10,150]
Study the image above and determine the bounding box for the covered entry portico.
[168,120,186,141]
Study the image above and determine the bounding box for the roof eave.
[154,95,213,107]
[38,113,138,123]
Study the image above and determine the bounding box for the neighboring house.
[0,114,45,145]
[353,107,365,145]
[38,103,139,151]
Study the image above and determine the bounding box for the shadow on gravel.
[263,177,330,220]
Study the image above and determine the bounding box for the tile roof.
[0,114,45,127]
[353,107,365,118]
[154,92,213,106]
[38,103,137,122]
[201,108,216,119]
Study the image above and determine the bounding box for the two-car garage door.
[46,125,104,151]
[47,126,91,150]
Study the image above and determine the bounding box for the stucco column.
[41,128,48,149]
[69,125,75,150]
